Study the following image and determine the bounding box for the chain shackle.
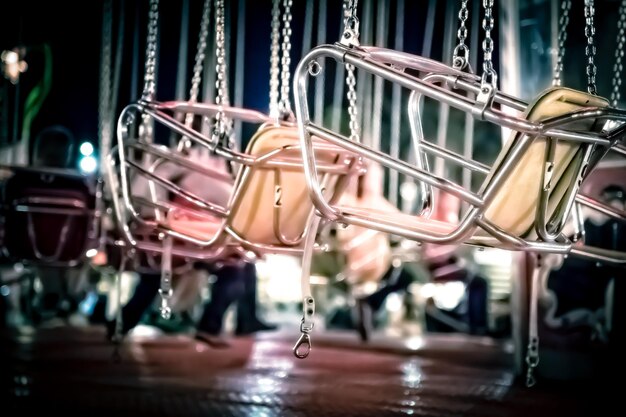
[340,0,360,46]
[142,0,160,101]
[481,0,497,87]
[453,0,470,70]
[611,0,626,106]
[584,0,597,95]
[552,0,572,86]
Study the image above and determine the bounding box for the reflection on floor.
[0,325,619,417]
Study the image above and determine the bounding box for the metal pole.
[462,0,480,203]
[499,0,522,144]
[331,5,347,133]
[314,0,328,125]
[551,0,559,76]
[175,0,190,102]
[371,0,388,153]
[302,0,314,54]
[171,0,190,146]
[357,0,373,146]
[233,0,246,145]
[434,0,457,179]
[403,0,436,213]
[421,0,437,57]
[389,0,404,207]
[130,1,140,103]
[201,9,216,137]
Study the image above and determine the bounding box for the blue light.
[79,155,98,173]
[79,141,94,156]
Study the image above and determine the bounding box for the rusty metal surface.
[0,326,619,417]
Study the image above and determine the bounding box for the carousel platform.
[0,324,619,417]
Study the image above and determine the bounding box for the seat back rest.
[229,124,352,246]
[1,170,97,264]
[480,87,608,238]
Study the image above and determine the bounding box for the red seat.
[1,167,98,266]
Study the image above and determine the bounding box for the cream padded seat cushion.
[480,87,608,237]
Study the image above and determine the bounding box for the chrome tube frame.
[293,43,626,261]
[0,165,101,267]
[109,99,362,260]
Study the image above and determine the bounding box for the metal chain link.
[611,0,626,106]
[584,0,597,95]
[552,0,572,86]
[343,0,360,142]
[481,0,497,87]
[346,64,359,142]
[188,0,212,105]
[278,0,294,117]
[214,0,229,108]
[453,0,470,70]
[142,0,160,101]
[212,0,233,148]
[525,255,542,387]
[180,0,212,152]
[269,0,281,118]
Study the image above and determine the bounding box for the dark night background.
[0,1,455,153]
[1,0,623,162]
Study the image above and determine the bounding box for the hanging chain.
[342,0,360,142]
[611,0,626,106]
[180,0,212,152]
[142,0,160,101]
[278,0,294,117]
[269,0,281,118]
[346,67,359,142]
[584,0,597,95]
[188,0,212,105]
[212,0,233,148]
[214,0,229,108]
[552,0,572,86]
[453,0,470,70]
[525,255,542,387]
[481,0,497,87]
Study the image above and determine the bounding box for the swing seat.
[481,87,608,237]
[165,210,222,242]
[112,102,362,258]
[0,166,98,266]
[294,42,623,253]
[337,205,458,236]
[166,124,360,250]
[386,87,604,243]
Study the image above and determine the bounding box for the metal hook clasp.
[472,84,495,120]
[293,332,311,359]
[158,288,173,320]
